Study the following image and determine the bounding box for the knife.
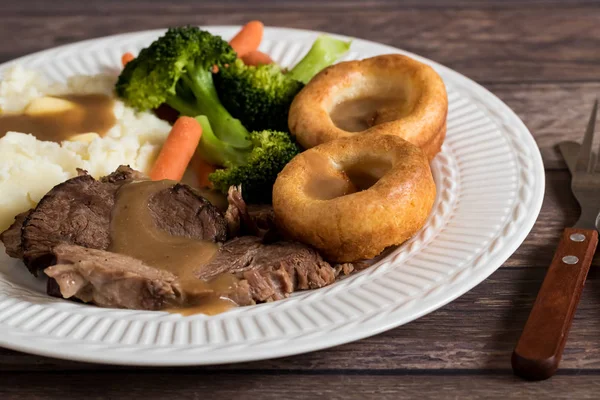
[512,101,600,381]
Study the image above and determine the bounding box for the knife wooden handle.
[512,227,598,381]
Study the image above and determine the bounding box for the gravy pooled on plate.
[109,180,237,315]
[0,94,115,142]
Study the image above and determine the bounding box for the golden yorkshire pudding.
[288,54,448,160]
[272,134,436,262]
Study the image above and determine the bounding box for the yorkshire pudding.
[272,134,436,262]
[288,54,448,160]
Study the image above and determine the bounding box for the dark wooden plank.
[486,82,600,170]
[3,0,598,14]
[0,2,598,83]
[2,372,600,400]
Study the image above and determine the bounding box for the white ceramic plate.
[0,26,544,366]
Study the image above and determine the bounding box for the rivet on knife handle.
[512,228,598,381]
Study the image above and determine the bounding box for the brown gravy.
[0,94,116,142]
[304,151,358,200]
[305,152,392,199]
[345,158,392,191]
[167,298,236,316]
[330,96,409,132]
[109,180,238,315]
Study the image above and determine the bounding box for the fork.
[512,100,600,381]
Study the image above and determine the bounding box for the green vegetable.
[215,59,304,132]
[115,26,251,149]
[115,28,346,203]
[287,35,352,84]
[215,35,351,132]
[195,115,250,167]
[206,126,301,204]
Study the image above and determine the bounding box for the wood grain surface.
[1,0,599,399]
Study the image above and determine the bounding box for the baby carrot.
[229,21,264,57]
[121,52,135,67]
[241,50,274,66]
[192,154,217,188]
[150,116,203,181]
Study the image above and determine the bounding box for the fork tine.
[576,99,598,173]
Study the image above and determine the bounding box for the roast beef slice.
[11,166,227,275]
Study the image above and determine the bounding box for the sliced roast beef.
[224,186,259,238]
[1,165,345,312]
[247,204,281,243]
[224,186,279,240]
[21,166,141,274]
[21,173,117,274]
[100,165,145,183]
[247,204,276,233]
[0,210,31,259]
[333,261,369,277]
[46,244,183,310]
[11,166,227,275]
[224,189,242,238]
[45,237,336,310]
[149,184,226,243]
[198,236,336,303]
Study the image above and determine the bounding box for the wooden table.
[1,1,599,398]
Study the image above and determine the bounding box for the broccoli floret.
[214,35,351,132]
[215,59,304,132]
[203,122,301,204]
[116,26,251,149]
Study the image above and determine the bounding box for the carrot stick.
[229,21,264,57]
[121,52,135,67]
[192,154,217,188]
[241,50,274,66]
[150,116,203,181]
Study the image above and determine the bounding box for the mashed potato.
[0,65,172,231]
